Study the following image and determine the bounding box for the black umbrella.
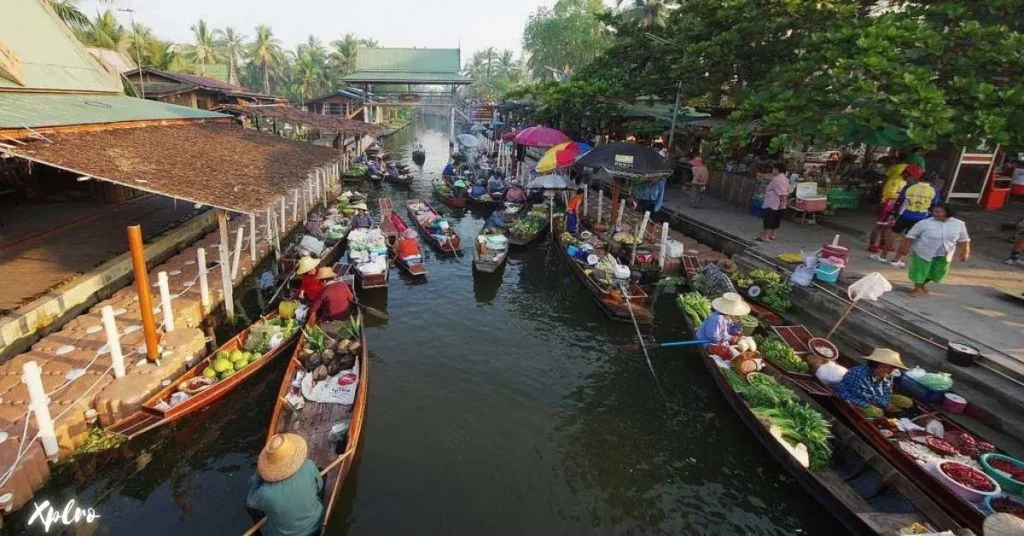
[575,142,671,180]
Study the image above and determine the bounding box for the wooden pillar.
[597,189,604,224]
[127,225,160,361]
[249,213,258,268]
[610,179,621,228]
[217,210,235,318]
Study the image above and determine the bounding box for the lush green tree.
[329,33,360,77]
[465,49,527,100]
[615,0,671,29]
[188,19,219,75]
[522,0,611,79]
[215,27,247,85]
[48,0,90,33]
[248,24,284,94]
[144,40,191,72]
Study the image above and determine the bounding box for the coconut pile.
[302,336,361,381]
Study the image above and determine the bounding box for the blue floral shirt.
[833,365,892,408]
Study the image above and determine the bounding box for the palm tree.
[82,10,124,50]
[496,50,516,78]
[249,24,284,94]
[616,0,670,28]
[292,49,324,102]
[48,0,90,33]
[216,27,247,85]
[188,19,219,76]
[358,38,379,48]
[329,33,360,77]
[121,22,154,66]
[482,47,497,78]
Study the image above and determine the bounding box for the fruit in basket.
[219,369,235,380]
[216,351,229,361]
[229,350,245,362]
[212,358,233,373]
[233,359,248,372]
[941,462,996,492]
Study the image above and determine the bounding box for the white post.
[198,247,210,313]
[231,226,244,280]
[582,184,588,219]
[101,305,125,378]
[249,213,258,267]
[279,196,287,230]
[300,185,307,222]
[217,210,235,318]
[615,199,626,229]
[157,271,174,332]
[22,362,58,458]
[291,189,299,223]
[658,222,670,269]
[630,211,650,265]
[597,190,603,224]
[271,213,281,262]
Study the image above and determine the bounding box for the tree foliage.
[522,0,612,79]
[463,48,527,100]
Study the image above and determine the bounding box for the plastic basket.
[827,188,859,209]
[815,261,841,283]
[900,374,947,404]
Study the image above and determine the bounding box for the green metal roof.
[342,71,473,84]
[0,93,224,130]
[354,48,461,73]
[0,0,122,93]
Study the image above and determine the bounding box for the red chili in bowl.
[990,459,1024,482]
[991,497,1024,519]
[941,462,996,492]
[924,436,959,456]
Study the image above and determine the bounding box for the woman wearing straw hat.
[833,348,907,411]
[696,292,750,347]
[350,203,372,229]
[246,433,324,536]
[396,228,422,261]
[296,256,322,301]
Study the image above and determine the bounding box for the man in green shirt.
[247,433,324,536]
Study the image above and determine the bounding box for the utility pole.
[119,8,145,99]
[667,80,682,151]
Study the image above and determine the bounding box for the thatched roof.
[221,104,387,136]
[0,122,341,213]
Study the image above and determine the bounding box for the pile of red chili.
[925,436,959,456]
[989,459,1024,482]
[945,431,996,458]
[941,462,996,492]
[991,497,1024,519]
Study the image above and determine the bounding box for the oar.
[352,299,388,321]
[242,450,355,536]
[626,336,710,351]
[265,267,298,306]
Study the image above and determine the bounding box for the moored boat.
[412,145,426,166]
[433,179,468,208]
[406,198,462,254]
[107,314,301,439]
[385,211,428,278]
[553,216,653,324]
[347,226,390,290]
[472,222,509,273]
[507,202,550,247]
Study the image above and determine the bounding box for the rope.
[620,284,663,392]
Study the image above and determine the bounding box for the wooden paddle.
[242,450,354,536]
[353,300,388,321]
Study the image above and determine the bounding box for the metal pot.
[946,342,979,367]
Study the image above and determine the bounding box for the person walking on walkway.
[871,166,935,267]
[897,204,971,297]
[689,157,709,208]
[247,433,324,536]
[758,162,790,242]
[1005,217,1024,267]
[868,160,912,252]
[566,188,584,233]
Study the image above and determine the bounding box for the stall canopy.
[220,104,387,137]
[0,122,341,213]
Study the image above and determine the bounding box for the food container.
[984,493,1024,517]
[947,342,979,367]
[900,374,948,404]
[943,393,968,414]
[930,459,1002,503]
[814,260,842,284]
[980,454,1024,496]
[741,316,759,336]
[807,338,839,361]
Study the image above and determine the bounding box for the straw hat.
[296,256,320,275]
[352,202,368,211]
[402,228,418,239]
[711,292,751,316]
[863,348,907,369]
[716,259,737,273]
[258,433,308,482]
[984,513,1024,536]
[315,266,338,280]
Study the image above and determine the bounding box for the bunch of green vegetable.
[346,164,368,176]
[750,269,782,286]
[656,275,683,286]
[754,403,833,469]
[742,372,799,407]
[267,317,298,337]
[303,325,329,354]
[731,271,755,288]
[509,218,542,238]
[677,292,712,326]
[760,282,792,312]
[756,335,808,373]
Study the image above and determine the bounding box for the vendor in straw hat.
[833,348,907,410]
[350,203,372,229]
[696,292,750,347]
[246,433,324,536]
[396,227,422,261]
[296,256,322,301]
[694,259,739,300]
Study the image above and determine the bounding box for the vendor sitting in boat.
[694,259,738,300]
[442,159,456,178]
[395,228,422,261]
[247,433,324,536]
[296,257,323,300]
[833,348,907,410]
[487,173,504,194]
[350,203,372,229]
[310,269,356,322]
[366,159,382,178]
[452,179,468,199]
[696,292,750,347]
[505,183,526,204]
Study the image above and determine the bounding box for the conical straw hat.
[711,292,751,316]
[863,348,907,369]
[258,433,308,482]
[296,256,320,275]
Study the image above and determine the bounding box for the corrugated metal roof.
[0,93,223,130]
[85,47,137,75]
[343,71,473,84]
[0,0,122,93]
[354,48,461,73]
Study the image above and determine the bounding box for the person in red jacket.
[310,279,356,321]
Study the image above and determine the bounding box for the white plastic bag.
[301,358,360,405]
[790,265,815,287]
[848,272,892,302]
[815,362,849,386]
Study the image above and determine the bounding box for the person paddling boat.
[695,292,749,347]
[247,433,324,536]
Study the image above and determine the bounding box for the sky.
[78,0,562,62]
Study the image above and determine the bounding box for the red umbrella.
[501,131,517,141]
[514,126,570,148]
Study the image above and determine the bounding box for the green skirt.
[908,253,950,285]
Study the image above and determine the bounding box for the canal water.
[5,121,846,535]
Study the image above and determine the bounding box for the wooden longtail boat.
[507,203,549,247]
[107,314,300,439]
[247,313,369,535]
[406,198,462,254]
[411,147,426,166]
[678,314,967,536]
[767,324,1003,535]
[472,222,509,274]
[433,179,468,208]
[553,217,653,324]
[382,204,427,278]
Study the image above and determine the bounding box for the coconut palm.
[121,22,154,66]
[188,19,220,76]
[616,0,671,28]
[329,33,360,77]
[81,10,124,50]
[216,27,247,85]
[248,24,284,94]
[48,0,90,33]
[358,38,379,48]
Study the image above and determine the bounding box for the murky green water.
[5,121,845,535]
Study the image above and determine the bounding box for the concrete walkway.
[659,186,1024,374]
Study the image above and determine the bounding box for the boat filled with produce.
[407,199,461,253]
[507,203,549,246]
[347,227,390,289]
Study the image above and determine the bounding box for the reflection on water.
[3,119,846,536]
